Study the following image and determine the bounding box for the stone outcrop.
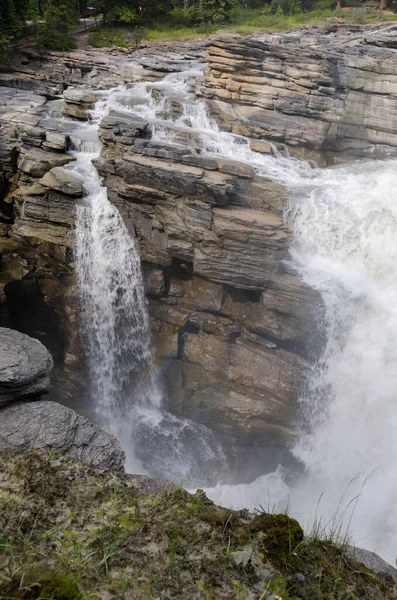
[0,87,86,398]
[0,327,53,406]
[0,325,124,470]
[63,87,97,120]
[12,166,82,260]
[96,111,322,473]
[1,38,207,96]
[0,400,125,470]
[347,547,397,583]
[202,26,397,162]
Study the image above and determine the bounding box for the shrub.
[188,0,234,25]
[107,5,138,26]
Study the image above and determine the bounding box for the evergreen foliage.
[26,0,40,21]
[107,4,138,25]
[188,0,234,24]
[37,0,77,50]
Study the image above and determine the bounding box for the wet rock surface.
[95,109,322,475]
[0,400,125,470]
[346,547,397,583]
[0,327,53,406]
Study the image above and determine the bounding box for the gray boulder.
[347,547,397,582]
[0,328,53,407]
[0,400,125,471]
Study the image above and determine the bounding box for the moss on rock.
[0,448,395,600]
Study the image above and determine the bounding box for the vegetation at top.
[0,0,397,64]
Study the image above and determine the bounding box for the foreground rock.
[0,448,394,600]
[0,400,125,470]
[0,328,53,406]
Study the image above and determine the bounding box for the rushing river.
[60,65,397,564]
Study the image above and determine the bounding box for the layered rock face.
[0,88,85,397]
[96,111,321,474]
[202,27,397,162]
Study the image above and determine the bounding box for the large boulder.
[63,87,97,120]
[17,147,74,178]
[0,328,53,406]
[0,400,125,470]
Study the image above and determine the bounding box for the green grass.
[1,448,394,600]
[145,26,209,41]
[88,7,397,48]
[88,25,146,48]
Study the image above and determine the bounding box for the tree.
[188,0,234,25]
[107,3,138,25]
[26,0,40,21]
[5,0,23,36]
[37,0,77,50]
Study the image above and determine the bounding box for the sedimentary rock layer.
[202,27,397,161]
[96,110,321,470]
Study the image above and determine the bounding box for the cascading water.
[104,71,397,562]
[205,160,397,564]
[56,65,397,563]
[63,94,227,485]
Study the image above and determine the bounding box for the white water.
[59,67,397,562]
[64,95,226,485]
[206,160,397,564]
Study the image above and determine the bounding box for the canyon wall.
[0,87,82,398]
[95,111,321,475]
[202,27,397,163]
[2,26,397,473]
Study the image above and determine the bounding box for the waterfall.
[109,69,397,562]
[58,66,397,562]
[64,97,226,485]
[205,159,397,564]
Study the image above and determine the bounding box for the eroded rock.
[0,400,125,470]
[0,327,53,406]
[17,148,74,178]
[203,30,397,161]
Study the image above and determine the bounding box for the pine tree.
[188,0,233,25]
[37,0,77,50]
[6,0,23,36]
[0,6,11,68]
[26,0,40,21]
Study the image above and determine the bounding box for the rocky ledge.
[0,85,86,396]
[95,109,322,476]
[0,401,125,470]
[0,447,395,600]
